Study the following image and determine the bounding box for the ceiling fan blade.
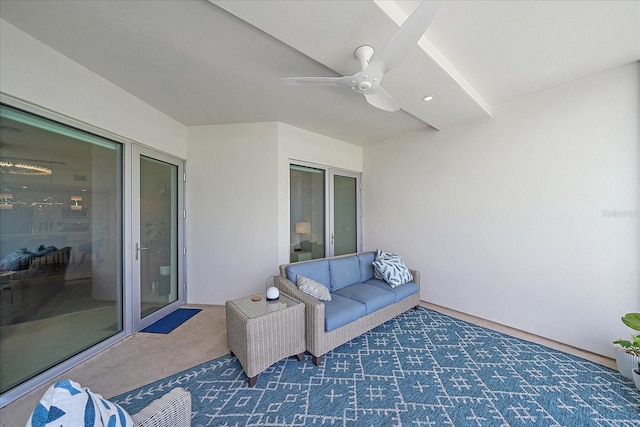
[282,76,343,86]
[364,87,400,112]
[368,0,441,74]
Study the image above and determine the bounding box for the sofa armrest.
[275,276,322,307]
[275,275,326,355]
[131,387,192,427]
[410,269,420,286]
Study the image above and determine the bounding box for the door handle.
[135,242,148,261]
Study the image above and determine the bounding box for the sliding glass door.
[0,104,124,395]
[132,147,183,329]
[0,99,186,405]
[289,164,325,261]
[289,163,361,262]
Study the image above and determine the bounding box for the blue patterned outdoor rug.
[113,308,640,426]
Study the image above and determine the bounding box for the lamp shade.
[266,286,280,301]
[70,195,83,210]
[295,222,311,234]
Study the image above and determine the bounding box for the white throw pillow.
[26,379,134,427]
[297,275,331,301]
[372,254,413,288]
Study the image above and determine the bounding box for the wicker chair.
[130,387,196,427]
[25,380,198,427]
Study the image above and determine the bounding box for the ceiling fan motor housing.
[357,80,373,91]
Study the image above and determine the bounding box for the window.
[289,163,361,262]
[290,164,325,261]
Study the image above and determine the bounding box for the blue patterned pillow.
[374,249,397,280]
[26,379,134,427]
[297,275,331,301]
[372,255,413,288]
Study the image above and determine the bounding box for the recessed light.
[422,95,435,102]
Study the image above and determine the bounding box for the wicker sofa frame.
[276,252,420,366]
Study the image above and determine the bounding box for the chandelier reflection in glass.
[0,159,52,176]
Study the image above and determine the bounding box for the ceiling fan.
[282,0,441,112]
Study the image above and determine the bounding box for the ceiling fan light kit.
[282,0,441,113]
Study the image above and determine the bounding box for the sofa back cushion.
[286,259,330,287]
[328,256,361,291]
[356,252,375,282]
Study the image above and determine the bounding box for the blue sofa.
[277,251,420,366]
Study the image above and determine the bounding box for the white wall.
[364,62,640,357]
[186,123,280,304]
[0,20,186,157]
[187,122,364,304]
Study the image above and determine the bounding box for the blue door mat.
[141,308,201,334]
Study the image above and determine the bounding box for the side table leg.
[248,375,257,387]
[296,353,304,362]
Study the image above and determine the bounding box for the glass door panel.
[0,104,123,394]
[333,174,358,256]
[290,165,325,262]
[138,156,178,319]
[132,146,183,331]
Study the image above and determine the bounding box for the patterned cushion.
[375,249,395,260]
[26,379,134,427]
[373,249,397,280]
[0,248,33,271]
[297,275,331,301]
[372,254,413,288]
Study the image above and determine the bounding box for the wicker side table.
[226,293,305,387]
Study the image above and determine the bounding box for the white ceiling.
[0,0,638,146]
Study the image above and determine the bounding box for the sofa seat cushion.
[364,279,419,303]
[286,259,330,287]
[328,256,361,291]
[333,283,396,314]
[323,294,367,332]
